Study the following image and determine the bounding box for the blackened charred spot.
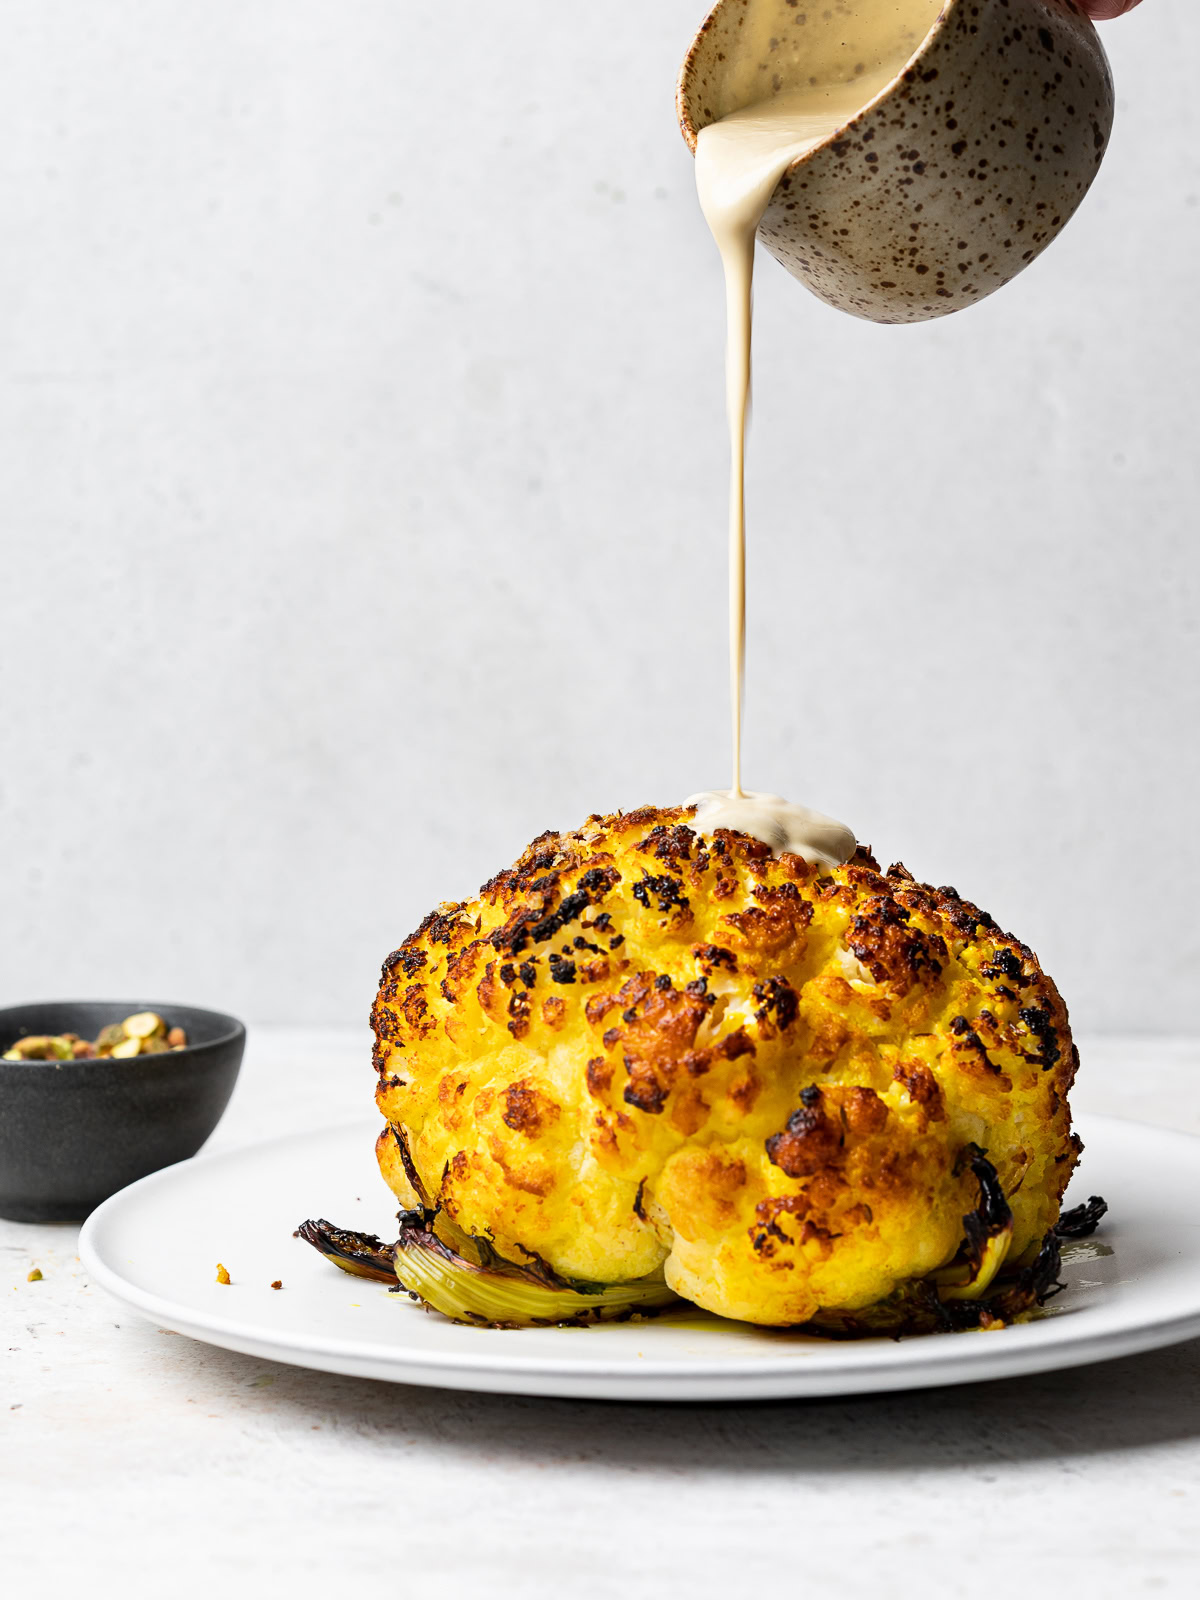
[633,1179,648,1222]
[752,881,808,912]
[637,824,697,869]
[371,996,405,1046]
[518,961,537,989]
[655,974,673,991]
[489,908,540,957]
[491,869,620,956]
[632,873,690,915]
[937,887,1001,938]
[499,963,517,986]
[1020,1004,1062,1071]
[753,975,799,1031]
[848,896,946,990]
[766,1091,842,1178]
[846,865,892,895]
[949,1015,1003,1075]
[752,1219,788,1254]
[623,1071,668,1115]
[385,947,428,979]
[693,943,737,972]
[528,891,590,946]
[424,907,468,947]
[982,946,1028,985]
[579,866,621,895]
[751,1194,807,1256]
[548,953,577,985]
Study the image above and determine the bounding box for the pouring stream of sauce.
[686,22,935,867]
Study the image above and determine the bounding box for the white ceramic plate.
[80,1114,1200,1402]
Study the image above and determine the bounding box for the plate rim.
[78,1112,1200,1395]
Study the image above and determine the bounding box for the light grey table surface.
[4,1029,1199,1598]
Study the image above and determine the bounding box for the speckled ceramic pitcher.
[678,0,1115,324]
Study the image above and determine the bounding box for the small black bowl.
[0,1000,245,1222]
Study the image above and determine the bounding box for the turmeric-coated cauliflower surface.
[370,807,1079,1327]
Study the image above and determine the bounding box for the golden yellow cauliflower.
[370,806,1078,1327]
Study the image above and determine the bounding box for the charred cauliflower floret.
[368,806,1079,1328]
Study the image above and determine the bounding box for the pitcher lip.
[676,0,959,159]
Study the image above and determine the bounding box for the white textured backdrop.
[1,2,1195,1032]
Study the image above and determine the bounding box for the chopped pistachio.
[27,1268,43,1282]
[5,1014,187,1065]
[123,1011,165,1040]
[5,1036,75,1062]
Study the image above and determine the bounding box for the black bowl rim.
[0,1000,245,1067]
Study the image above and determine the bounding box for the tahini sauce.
[687,7,938,868]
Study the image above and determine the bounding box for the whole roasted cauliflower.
[368,806,1080,1329]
